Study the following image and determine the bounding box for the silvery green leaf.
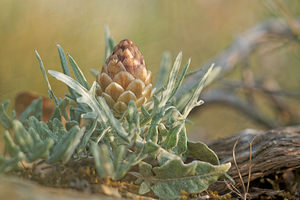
[57,97,70,121]
[57,44,77,98]
[172,124,187,156]
[57,44,70,76]
[0,152,25,173]
[105,26,115,59]
[151,160,231,199]
[47,125,85,164]
[97,97,129,143]
[138,161,153,177]
[77,119,97,154]
[3,131,20,157]
[69,105,82,123]
[13,120,34,153]
[94,126,110,144]
[127,101,140,140]
[146,110,163,143]
[91,142,114,178]
[12,120,54,163]
[156,148,182,166]
[161,124,183,150]
[26,116,55,141]
[139,181,151,195]
[182,64,214,118]
[113,145,126,172]
[47,118,67,141]
[19,98,42,123]
[154,52,171,89]
[0,102,13,129]
[35,50,58,105]
[159,52,182,107]
[187,140,220,165]
[68,55,90,90]
[48,71,108,123]
[167,58,191,102]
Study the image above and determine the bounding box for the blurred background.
[1,0,300,143]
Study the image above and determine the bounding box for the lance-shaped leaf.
[154,52,171,89]
[57,44,77,98]
[159,52,182,107]
[0,132,25,173]
[182,64,214,118]
[76,119,97,153]
[97,96,129,143]
[91,142,114,178]
[0,153,25,173]
[47,125,85,164]
[19,98,42,123]
[0,102,13,129]
[35,50,58,105]
[48,71,108,123]
[26,116,55,141]
[167,58,191,102]
[12,120,54,163]
[172,123,187,156]
[68,55,90,90]
[126,101,140,140]
[150,159,231,199]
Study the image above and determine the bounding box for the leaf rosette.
[0,28,231,200]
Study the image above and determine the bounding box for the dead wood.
[207,126,300,197]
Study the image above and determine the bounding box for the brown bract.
[96,39,152,114]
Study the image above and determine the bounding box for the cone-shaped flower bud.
[97,39,152,114]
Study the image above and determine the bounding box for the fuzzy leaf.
[76,119,97,153]
[12,120,54,162]
[154,52,171,89]
[187,141,220,165]
[0,152,25,173]
[91,142,114,178]
[159,52,182,107]
[47,125,85,163]
[172,124,187,155]
[168,58,191,102]
[182,64,214,118]
[35,50,58,105]
[127,101,140,140]
[57,44,77,98]
[97,96,129,143]
[162,124,183,150]
[0,103,13,129]
[151,160,231,199]
[3,131,20,157]
[26,116,55,141]
[19,98,42,123]
[57,97,70,121]
[139,181,151,195]
[68,55,90,90]
[48,71,108,123]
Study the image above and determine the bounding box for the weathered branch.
[207,126,300,196]
[198,90,277,128]
[178,18,298,95]
[178,18,300,127]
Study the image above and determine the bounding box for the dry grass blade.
[232,138,247,198]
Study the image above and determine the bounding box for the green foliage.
[0,28,231,199]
